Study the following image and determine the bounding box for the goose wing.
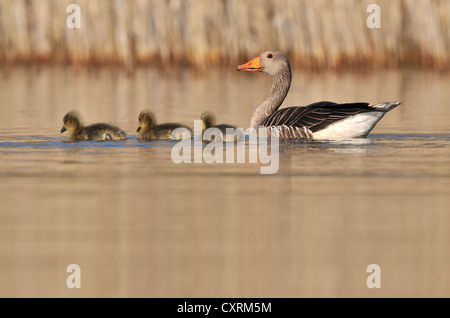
[258,101,373,132]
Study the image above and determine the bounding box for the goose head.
[137,110,157,133]
[61,111,83,134]
[237,50,290,77]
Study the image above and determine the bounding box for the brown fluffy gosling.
[137,110,192,140]
[201,111,243,142]
[60,111,127,141]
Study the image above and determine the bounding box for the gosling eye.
[267,53,273,59]
[64,119,68,124]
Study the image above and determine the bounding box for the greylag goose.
[60,111,127,141]
[237,50,401,139]
[200,111,243,142]
[137,110,192,140]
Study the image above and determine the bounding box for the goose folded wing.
[258,101,372,132]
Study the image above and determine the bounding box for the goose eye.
[267,54,273,59]
[64,119,67,124]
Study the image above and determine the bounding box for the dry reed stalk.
[0,0,447,70]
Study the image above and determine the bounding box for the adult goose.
[60,111,127,141]
[237,50,401,139]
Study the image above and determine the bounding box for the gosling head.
[137,110,157,133]
[200,111,216,131]
[237,50,291,77]
[61,111,83,134]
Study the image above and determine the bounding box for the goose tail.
[371,101,402,112]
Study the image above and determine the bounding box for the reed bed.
[0,0,448,70]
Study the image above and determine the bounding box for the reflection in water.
[289,137,374,154]
[0,68,449,297]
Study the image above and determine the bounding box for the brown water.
[0,66,449,297]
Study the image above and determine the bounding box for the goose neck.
[250,70,292,128]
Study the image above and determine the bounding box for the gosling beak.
[237,56,261,72]
[136,127,141,133]
[60,126,67,133]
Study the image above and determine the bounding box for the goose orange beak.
[237,56,261,71]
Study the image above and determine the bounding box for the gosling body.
[60,111,127,141]
[137,110,192,140]
[201,111,243,142]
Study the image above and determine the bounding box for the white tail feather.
[371,101,402,112]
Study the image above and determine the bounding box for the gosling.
[201,111,243,142]
[137,110,192,140]
[60,111,127,141]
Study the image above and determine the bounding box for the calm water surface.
[0,67,449,297]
